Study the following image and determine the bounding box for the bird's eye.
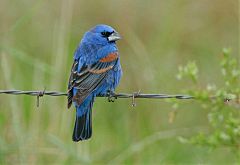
[101,31,112,37]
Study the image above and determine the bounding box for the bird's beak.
[108,32,121,42]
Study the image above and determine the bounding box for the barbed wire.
[0,89,234,107]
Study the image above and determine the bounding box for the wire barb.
[36,88,46,108]
[132,90,141,107]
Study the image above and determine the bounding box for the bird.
[67,24,122,142]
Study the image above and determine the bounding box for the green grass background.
[0,0,239,164]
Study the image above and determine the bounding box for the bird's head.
[82,24,121,45]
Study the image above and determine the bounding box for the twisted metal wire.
[0,90,67,96]
[0,89,194,99]
[0,89,195,107]
[0,89,236,107]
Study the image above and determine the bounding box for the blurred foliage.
[177,48,240,157]
[177,61,199,83]
[0,0,239,164]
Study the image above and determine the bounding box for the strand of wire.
[0,90,194,99]
[0,89,236,107]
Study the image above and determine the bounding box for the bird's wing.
[67,52,119,108]
[67,60,79,108]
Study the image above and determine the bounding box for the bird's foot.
[107,90,117,102]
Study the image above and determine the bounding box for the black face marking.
[101,31,113,38]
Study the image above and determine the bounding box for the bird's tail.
[72,98,93,142]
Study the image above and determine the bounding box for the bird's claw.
[107,90,117,102]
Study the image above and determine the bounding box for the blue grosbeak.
[68,24,122,141]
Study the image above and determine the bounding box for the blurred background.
[0,0,238,164]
